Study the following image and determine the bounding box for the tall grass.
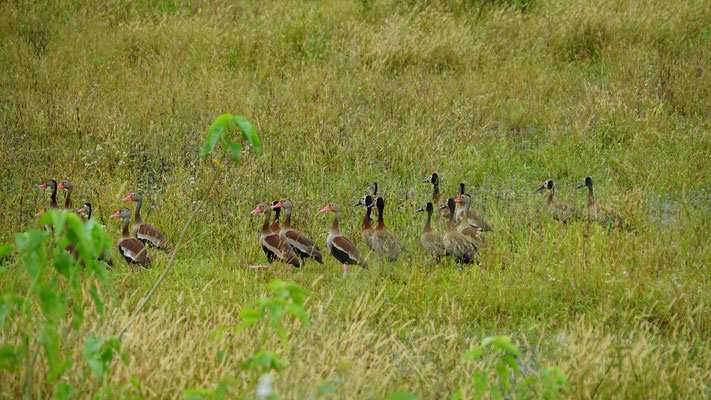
[1,0,710,398]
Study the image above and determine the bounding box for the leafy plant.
[0,210,120,398]
[456,335,568,400]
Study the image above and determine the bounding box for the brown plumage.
[455,183,493,232]
[416,202,446,260]
[372,197,401,262]
[454,194,488,251]
[320,202,369,273]
[251,202,301,268]
[278,198,323,264]
[353,195,376,251]
[536,180,577,223]
[110,208,151,268]
[39,179,59,209]
[442,198,478,267]
[122,193,169,250]
[58,180,74,210]
[577,177,625,228]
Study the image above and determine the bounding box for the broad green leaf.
[501,354,520,375]
[461,348,485,361]
[233,116,261,155]
[200,114,232,157]
[55,382,74,400]
[52,247,73,278]
[473,371,487,400]
[0,244,12,259]
[285,303,309,325]
[0,344,19,370]
[227,140,242,162]
[83,335,121,378]
[387,390,420,400]
[38,285,67,322]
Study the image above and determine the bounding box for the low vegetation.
[1,0,710,398]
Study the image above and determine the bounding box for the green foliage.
[200,114,261,161]
[0,210,121,397]
[457,336,568,399]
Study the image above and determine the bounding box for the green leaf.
[55,382,74,400]
[473,371,487,399]
[0,244,12,259]
[227,140,242,162]
[285,303,309,325]
[41,323,71,382]
[0,344,19,370]
[200,114,232,158]
[38,285,67,322]
[72,303,84,330]
[461,348,485,361]
[501,354,520,375]
[52,247,73,278]
[83,336,122,378]
[387,390,420,400]
[233,116,261,155]
[481,335,522,357]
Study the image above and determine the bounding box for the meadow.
[1,0,711,398]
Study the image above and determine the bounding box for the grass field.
[1,0,711,398]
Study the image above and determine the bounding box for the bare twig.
[117,154,225,340]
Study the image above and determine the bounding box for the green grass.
[1,0,711,398]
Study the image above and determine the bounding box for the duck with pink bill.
[110,208,151,269]
[320,202,369,277]
[38,179,59,209]
[122,193,169,250]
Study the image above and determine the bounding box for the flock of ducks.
[35,179,168,269]
[35,174,626,274]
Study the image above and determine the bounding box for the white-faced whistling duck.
[416,202,446,261]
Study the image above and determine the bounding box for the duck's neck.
[432,182,440,203]
[271,207,281,231]
[134,199,144,224]
[262,208,273,235]
[122,216,131,239]
[424,209,433,233]
[64,187,73,209]
[50,184,58,208]
[447,206,456,232]
[547,188,555,205]
[362,207,372,230]
[283,208,292,229]
[587,185,595,206]
[330,212,341,235]
[85,205,92,219]
[376,205,386,230]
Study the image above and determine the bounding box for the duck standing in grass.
[454,194,487,251]
[278,198,323,265]
[536,179,577,223]
[320,202,369,276]
[441,198,478,269]
[110,208,151,269]
[577,176,625,229]
[251,202,301,269]
[353,195,376,251]
[371,197,401,262]
[416,202,446,262]
[122,193,170,250]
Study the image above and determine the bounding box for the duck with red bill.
[110,208,151,268]
[38,179,59,209]
[321,202,368,276]
[122,193,169,250]
[251,201,299,269]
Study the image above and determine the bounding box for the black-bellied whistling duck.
[367,181,378,196]
[270,200,281,233]
[110,208,151,268]
[39,179,59,209]
[251,202,301,269]
[536,180,577,223]
[35,205,56,231]
[455,183,493,231]
[423,173,448,221]
[576,177,625,228]
[278,198,323,264]
[353,195,376,251]
[371,197,401,262]
[122,193,169,250]
[454,194,487,251]
[78,203,113,265]
[441,198,477,269]
[416,202,446,261]
[320,202,369,275]
[58,180,74,210]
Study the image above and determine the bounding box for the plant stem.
[117,154,226,340]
